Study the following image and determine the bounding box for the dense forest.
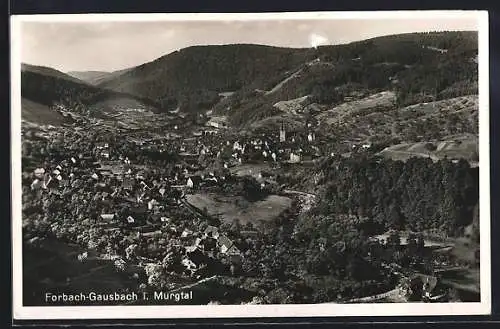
[98,44,314,112]
[223,32,477,126]
[225,155,480,303]
[312,155,479,236]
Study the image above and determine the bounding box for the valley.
[19,30,481,305]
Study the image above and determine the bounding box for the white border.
[11,11,490,320]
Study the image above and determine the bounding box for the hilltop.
[23,63,87,85]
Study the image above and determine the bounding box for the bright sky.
[19,14,479,73]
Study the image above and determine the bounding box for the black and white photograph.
[11,11,490,319]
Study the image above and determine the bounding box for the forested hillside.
[21,65,159,117]
[98,44,314,112]
[313,155,479,237]
[97,31,477,126]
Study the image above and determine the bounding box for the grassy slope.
[185,193,292,226]
[21,98,66,125]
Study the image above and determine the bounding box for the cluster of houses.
[23,123,253,284]
[181,225,241,276]
[22,106,337,288]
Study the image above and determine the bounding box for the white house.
[148,199,158,210]
[290,153,301,163]
[31,179,42,190]
[100,214,115,221]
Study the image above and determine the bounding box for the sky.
[19,15,479,73]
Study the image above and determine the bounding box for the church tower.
[279,122,286,142]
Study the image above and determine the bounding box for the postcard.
[11,10,490,320]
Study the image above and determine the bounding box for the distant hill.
[66,70,110,85]
[98,31,478,128]
[67,67,132,85]
[21,63,160,124]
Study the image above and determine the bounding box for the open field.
[378,134,478,165]
[22,98,67,126]
[248,113,306,133]
[316,94,478,147]
[185,193,292,226]
[230,163,273,178]
[319,91,396,125]
[273,95,310,114]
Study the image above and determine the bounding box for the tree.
[424,142,437,153]
[387,204,405,230]
[407,232,418,254]
[387,231,401,249]
[240,176,266,202]
[415,234,425,252]
[231,218,241,234]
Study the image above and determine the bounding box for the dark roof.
[187,176,202,184]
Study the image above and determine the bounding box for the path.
[323,288,402,304]
[168,275,218,293]
[265,68,304,95]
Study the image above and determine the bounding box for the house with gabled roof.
[204,226,219,239]
[217,234,235,254]
[186,176,202,188]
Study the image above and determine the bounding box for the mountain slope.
[98,31,478,126]
[67,67,133,86]
[21,97,66,125]
[22,63,87,85]
[66,70,111,85]
[21,64,160,123]
[98,44,315,112]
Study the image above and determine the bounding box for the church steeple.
[279,121,286,142]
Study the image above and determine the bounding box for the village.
[21,108,343,298]
[21,104,475,305]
